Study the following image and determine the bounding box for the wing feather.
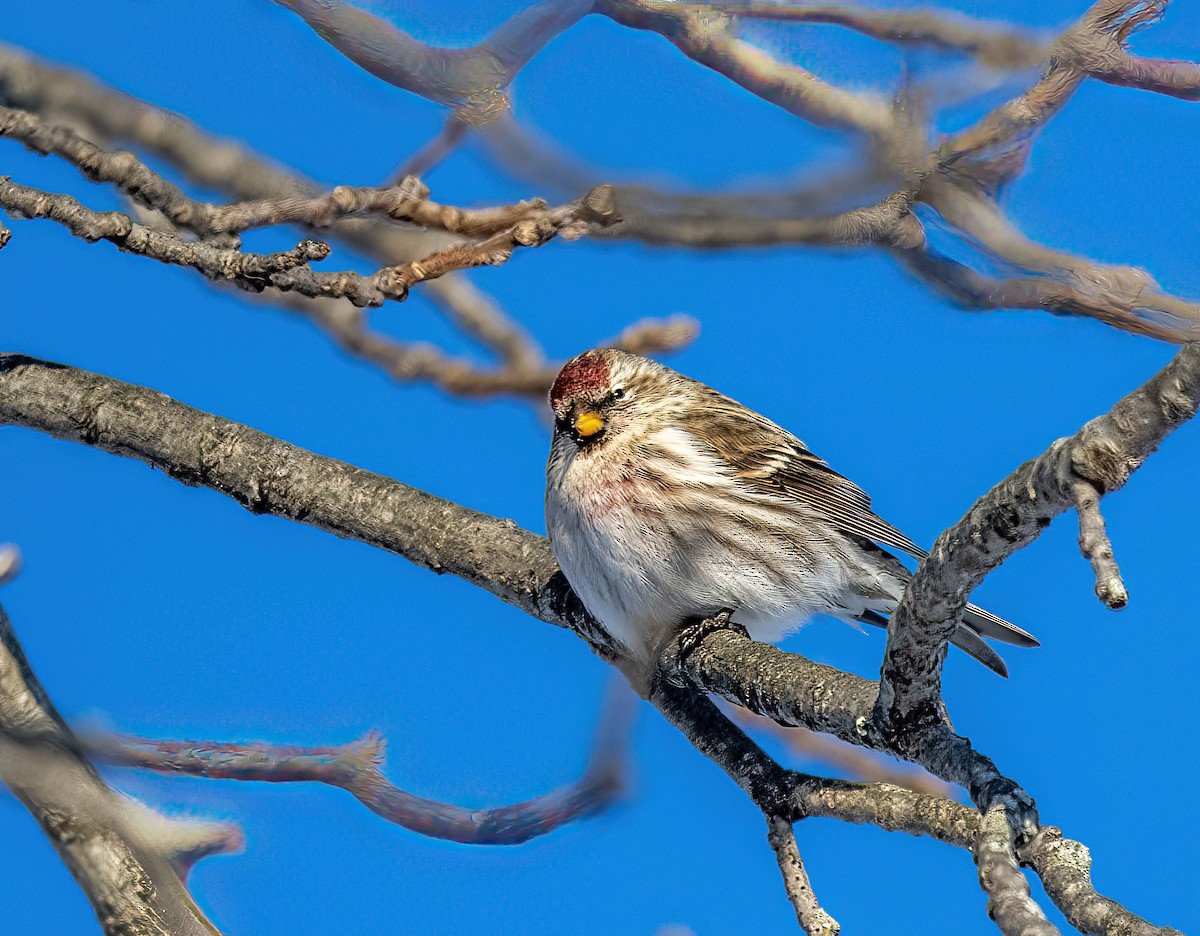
[693,389,928,560]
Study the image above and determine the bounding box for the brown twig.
[268,185,620,307]
[0,177,330,281]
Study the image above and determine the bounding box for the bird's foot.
[676,608,747,665]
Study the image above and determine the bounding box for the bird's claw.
[676,608,747,666]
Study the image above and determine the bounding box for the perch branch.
[0,353,1185,932]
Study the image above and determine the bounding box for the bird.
[544,347,1038,678]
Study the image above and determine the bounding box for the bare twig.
[767,817,840,935]
[0,177,330,281]
[1071,479,1128,609]
[268,185,620,307]
[1021,827,1183,936]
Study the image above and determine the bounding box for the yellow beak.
[574,411,605,438]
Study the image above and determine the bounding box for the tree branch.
[84,684,633,847]
[274,0,592,123]
[876,342,1200,730]
[0,597,223,935]
[0,178,330,281]
[596,0,895,138]
[715,2,1047,69]
[267,185,619,307]
[0,353,1182,931]
[767,817,840,935]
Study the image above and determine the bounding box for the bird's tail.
[853,605,1039,678]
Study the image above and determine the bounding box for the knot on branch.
[1055,0,1165,74]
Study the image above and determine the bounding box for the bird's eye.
[612,388,626,401]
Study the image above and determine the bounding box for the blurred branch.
[0,589,224,935]
[274,0,592,123]
[715,2,1048,69]
[597,0,894,137]
[899,244,1200,343]
[730,707,955,799]
[0,544,21,585]
[938,0,1187,185]
[86,683,635,846]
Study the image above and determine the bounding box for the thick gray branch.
[0,354,1182,933]
[877,342,1200,729]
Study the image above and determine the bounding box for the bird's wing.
[695,391,928,561]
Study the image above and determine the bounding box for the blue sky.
[2,1,1198,933]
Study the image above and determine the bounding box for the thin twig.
[0,177,330,280]
[268,185,620,307]
[1071,479,1128,609]
[767,817,841,935]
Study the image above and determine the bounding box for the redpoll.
[544,348,1038,676]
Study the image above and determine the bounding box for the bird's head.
[549,348,667,450]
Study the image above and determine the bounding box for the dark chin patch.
[550,352,610,408]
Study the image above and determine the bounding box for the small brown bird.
[544,348,1038,675]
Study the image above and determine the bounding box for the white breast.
[546,427,865,659]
